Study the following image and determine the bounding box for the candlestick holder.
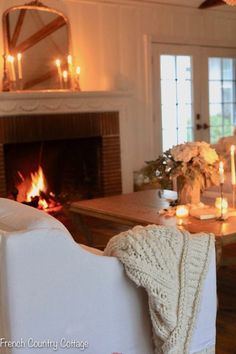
[17,78,23,90]
[217,183,228,221]
[217,183,226,221]
[74,77,81,91]
[10,80,17,91]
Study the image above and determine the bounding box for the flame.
[26,166,47,205]
[16,165,60,212]
[38,198,49,209]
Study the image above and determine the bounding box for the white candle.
[7,55,16,82]
[62,70,68,86]
[17,53,23,80]
[219,161,224,184]
[231,145,236,185]
[75,66,81,90]
[55,59,62,88]
[67,55,73,75]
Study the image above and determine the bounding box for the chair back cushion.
[0,198,70,234]
[1,228,154,354]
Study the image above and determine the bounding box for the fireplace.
[0,111,122,203]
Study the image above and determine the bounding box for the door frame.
[150,40,236,155]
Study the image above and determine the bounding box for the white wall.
[1,0,236,190]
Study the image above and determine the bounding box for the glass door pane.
[160,54,194,151]
[208,57,236,144]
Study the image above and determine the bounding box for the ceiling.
[129,0,234,10]
[139,0,205,6]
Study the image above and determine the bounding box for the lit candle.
[62,70,68,86]
[67,55,73,75]
[176,205,189,218]
[231,145,236,185]
[7,55,16,82]
[76,66,81,77]
[75,66,81,90]
[55,59,62,88]
[17,53,23,80]
[219,161,224,184]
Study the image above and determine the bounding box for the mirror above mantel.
[2,0,81,92]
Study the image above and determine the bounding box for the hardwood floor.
[67,215,236,354]
[217,265,236,354]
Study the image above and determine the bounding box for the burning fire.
[27,166,47,201]
[26,166,48,209]
[15,165,61,212]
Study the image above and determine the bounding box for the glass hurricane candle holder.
[176,205,189,218]
[215,197,228,220]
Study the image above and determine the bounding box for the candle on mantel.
[176,205,189,218]
[7,55,16,82]
[17,53,23,80]
[219,161,224,184]
[55,59,62,88]
[76,66,81,78]
[62,70,68,86]
[75,66,81,90]
[67,55,73,76]
[231,145,236,185]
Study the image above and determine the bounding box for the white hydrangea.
[171,141,218,164]
[198,143,218,164]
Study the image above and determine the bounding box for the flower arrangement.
[143,141,220,193]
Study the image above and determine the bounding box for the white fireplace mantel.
[0,90,133,193]
[0,90,131,116]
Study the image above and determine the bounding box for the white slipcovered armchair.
[0,198,216,354]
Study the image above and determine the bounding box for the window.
[152,43,236,155]
[160,55,193,151]
[209,57,236,143]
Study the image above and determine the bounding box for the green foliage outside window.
[210,114,233,144]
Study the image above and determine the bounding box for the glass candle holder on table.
[215,197,228,220]
[176,205,189,225]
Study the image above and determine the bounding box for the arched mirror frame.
[2,0,76,91]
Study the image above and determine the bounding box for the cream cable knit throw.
[104,225,215,354]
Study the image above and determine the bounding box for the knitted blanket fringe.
[104,225,215,354]
[195,345,215,354]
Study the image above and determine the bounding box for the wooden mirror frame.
[2,0,73,91]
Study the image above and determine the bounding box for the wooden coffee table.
[70,189,236,262]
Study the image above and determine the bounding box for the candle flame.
[55,59,61,67]
[62,70,68,79]
[7,55,14,63]
[67,55,72,64]
[176,205,189,218]
[17,53,22,60]
[76,66,81,75]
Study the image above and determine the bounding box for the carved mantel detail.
[0,91,131,116]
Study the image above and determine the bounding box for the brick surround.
[0,112,122,197]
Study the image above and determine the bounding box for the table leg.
[71,213,94,246]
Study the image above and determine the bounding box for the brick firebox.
[0,111,122,198]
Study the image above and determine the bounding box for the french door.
[152,43,236,155]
